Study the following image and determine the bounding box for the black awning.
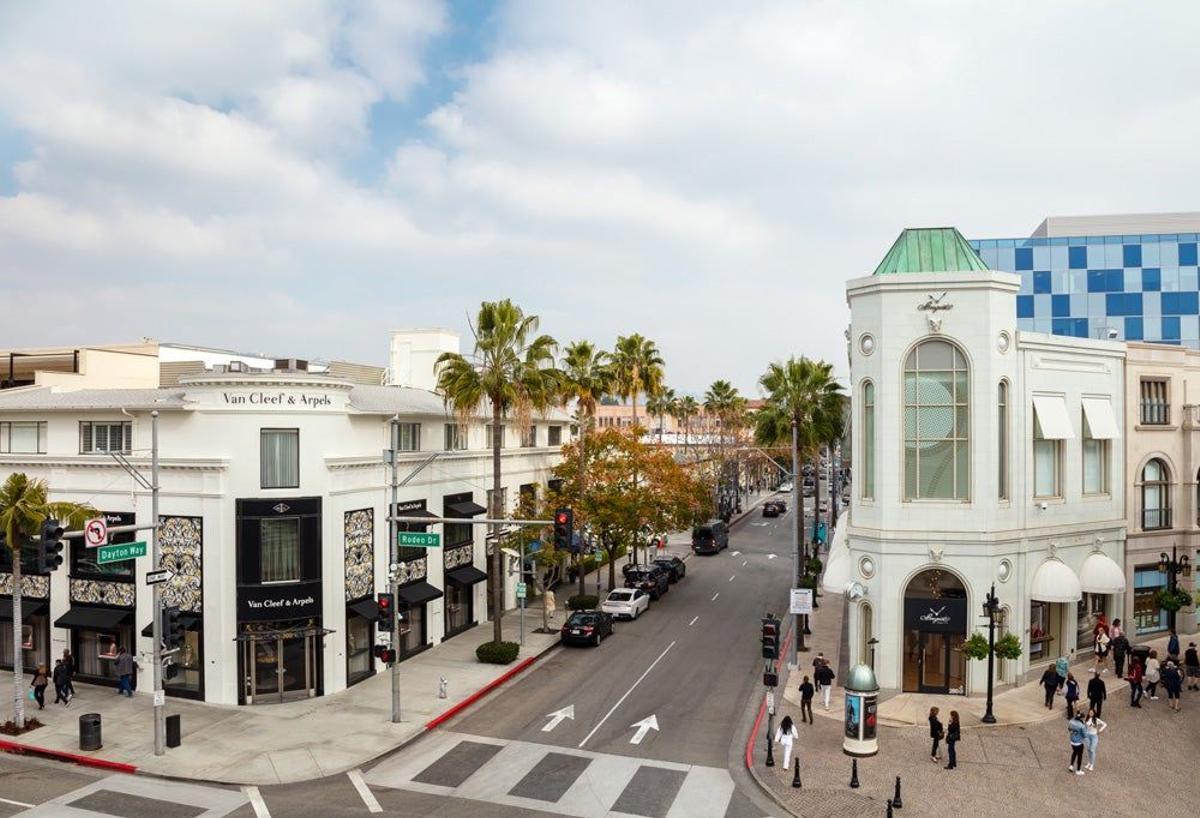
[445,565,488,586]
[398,508,439,520]
[55,606,133,631]
[141,614,200,638]
[447,500,487,517]
[397,581,443,606]
[0,598,48,620]
[348,598,379,621]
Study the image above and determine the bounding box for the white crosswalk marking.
[16,773,250,817]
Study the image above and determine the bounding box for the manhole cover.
[978,734,1041,768]
[791,788,880,818]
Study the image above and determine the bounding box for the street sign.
[97,541,147,565]
[145,569,174,586]
[790,588,813,615]
[153,690,165,707]
[516,582,527,599]
[84,518,107,547]
[767,691,776,714]
[397,531,441,548]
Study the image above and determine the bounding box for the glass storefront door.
[240,624,322,704]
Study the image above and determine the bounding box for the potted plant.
[1155,587,1192,612]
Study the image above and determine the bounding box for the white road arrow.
[767,553,777,560]
[732,550,741,556]
[542,705,575,732]
[629,715,659,745]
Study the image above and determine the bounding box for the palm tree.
[704,380,746,517]
[1,473,94,729]
[646,387,676,444]
[560,340,613,596]
[436,300,560,645]
[612,334,665,427]
[674,395,699,451]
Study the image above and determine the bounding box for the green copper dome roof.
[873,227,989,275]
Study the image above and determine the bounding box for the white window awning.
[1030,558,1082,603]
[1079,552,1127,594]
[1032,394,1075,440]
[1082,397,1121,440]
[821,544,852,594]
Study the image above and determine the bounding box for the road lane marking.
[767,554,777,559]
[243,786,271,818]
[578,640,676,748]
[742,560,748,567]
[629,714,659,744]
[728,574,735,582]
[542,704,575,732]
[348,769,383,813]
[689,616,699,626]
[732,550,741,556]
[0,797,34,809]
[712,592,720,601]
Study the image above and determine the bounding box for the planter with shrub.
[476,641,520,665]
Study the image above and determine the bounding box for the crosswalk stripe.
[0,796,35,808]
[243,785,271,818]
[348,769,383,813]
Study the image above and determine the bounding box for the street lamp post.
[1157,545,1192,633]
[867,637,879,672]
[981,583,1000,724]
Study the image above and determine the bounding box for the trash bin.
[1131,644,1152,667]
[79,713,102,751]
[166,714,181,748]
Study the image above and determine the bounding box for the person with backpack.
[1167,628,1181,661]
[944,710,961,770]
[1184,642,1200,691]
[1086,668,1107,718]
[815,660,836,710]
[812,653,826,692]
[798,675,814,724]
[1055,654,1069,691]
[1127,655,1144,707]
[928,706,944,762]
[1064,672,1080,717]
[773,715,799,769]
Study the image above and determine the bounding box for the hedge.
[476,641,520,665]
[567,594,600,611]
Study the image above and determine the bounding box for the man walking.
[1086,668,1106,718]
[798,675,815,724]
[115,646,137,697]
[1184,642,1200,691]
[812,652,826,693]
[1111,627,1129,679]
[815,660,836,710]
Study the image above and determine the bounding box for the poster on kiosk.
[842,664,879,757]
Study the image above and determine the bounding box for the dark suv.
[692,520,729,554]
[652,555,686,582]
[624,565,670,600]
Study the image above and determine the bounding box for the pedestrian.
[815,660,836,710]
[115,646,137,697]
[944,710,960,770]
[798,675,815,724]
[812,652,826,692]
[30,664,49,710]
[1067,712,1086,775]
[1111,627,1130,679]
[1082,707,1106,771]
[1184,642,1200,691]
[1127,655,1144,707]
[1064,672,1080,718]
[62,649,76,700]
[928,706,944,762]
[774,715,799,769]
[52,659,70,705]
[1086,668,1106,718]
[1040,664,1060,710]
[1167,628,1181,661]
[1094,628,1110,674]
[1161,660,1183,712]
[1145,650,1161,700]
[1055,654,1070,692]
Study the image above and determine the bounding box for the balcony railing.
[1143,507,1172,531]
[1140,400,1170,425]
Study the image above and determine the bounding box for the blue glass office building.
[970,215,1200,347]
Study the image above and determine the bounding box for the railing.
[1140,400,1171,425]
[1143,507,1172,531]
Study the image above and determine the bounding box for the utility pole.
[389,416,402,724]
[150,411,165,756]
[791,418,804,662]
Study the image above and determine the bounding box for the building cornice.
[0,455,227,472]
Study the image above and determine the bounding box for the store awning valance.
[348,598,379,621]
[55,606,133,631]
[1079,552,1127,594]
[1032,395,1075,440]
[1082,397,1121,440]
[1030,558,1082,603]
[397,581,443,606]
[141,613,201,638]
[447,500,487,517]
[445,565,488,586]
[0,598,48,620]
[821,546,852,594]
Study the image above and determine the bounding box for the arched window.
[903,340,969,500]
[1142,459,1171,530]
[861,381,875,499]
[998,380,1009,500]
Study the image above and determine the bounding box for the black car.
[762,500,786,517]
[652,555,686,582]
[692,520,729,554]
[560,610,614,646]
[624,565,670,599]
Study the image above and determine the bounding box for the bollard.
[438,677,448,699]
[792,757,802,788]
[849,758,860,788]
[887,798,894,818]
[765,738,775,767]
[893,775,903,809]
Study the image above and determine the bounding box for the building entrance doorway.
[902,568,968,695]
[238,620,328,704]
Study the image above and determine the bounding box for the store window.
[903,339,969,501]
[260,518,301,583]
[548,425,563,446]
[1139,379,1169,425]
[397,604,426,655]
[997,381,1008,500]
[260,429,299,489]
[0,613,49,672]
[1082,411,1110,495]
[1,421,47,454]
[1141,459,1171,530]
[79,421,131,454]
[444,423,467,451]
[1033,414,1061,498]
[346,612,373,681]
[75,626,133,682]
[521,425,537,447]
[1133,566,1168,634]
[861,380,875,499]
[1029,600,1051,661]
[70,512,136,579]
[1076,593,1106,652]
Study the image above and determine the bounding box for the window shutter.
[124,422,133,453]
[80,422,92,453]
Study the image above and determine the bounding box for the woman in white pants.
[1083,707,1107,770]
[774,715,799,768]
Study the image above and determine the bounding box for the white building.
[835,228,1127,695]
[0,330,571,705]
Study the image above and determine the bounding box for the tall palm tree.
[704,380,746,516]
[1,473,94,729]
[436,300,560,645]
[560,340,613,596]
[674,395,699,451]
[612,334,665,427]
[645,387,676,444]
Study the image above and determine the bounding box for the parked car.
[691,520,729,554]
[601,588,650,620]
[762,500,786,517]
[652,555,686,582]
[624,565,670,599]
[560,610,614,646]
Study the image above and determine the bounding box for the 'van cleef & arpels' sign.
[222,392,333,408]
[238,581,323,622]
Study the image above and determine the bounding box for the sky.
[1,1,1198,396]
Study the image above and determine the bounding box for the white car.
[601,588,650,620]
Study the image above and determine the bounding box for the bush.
[567,594,600,610]
[806,557,824,575]
[1156,587,1192,612]
[476,641,520,665]
[995,633,1024,660]
[797,575,818,590]
[960,632,990,661]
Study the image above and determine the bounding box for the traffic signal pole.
[150,411,164,756]
[389,416,402,724]
[791,419,804,664]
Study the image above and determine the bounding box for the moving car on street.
[651,555,686,582]
[762,499,787,517]
[691,519,729,554]
[601,588,650,620]
[624,564,670,599]
[560,610,614,646]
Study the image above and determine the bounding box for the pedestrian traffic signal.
[761,617,780,660]
[553,508,573,551]
[36,519,64,573]
[164,606,185,652]
[377,592,394,632]
[373,644,396,663]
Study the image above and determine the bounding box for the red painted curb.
[0,738,138,774]
[744,630,794,769]
[424,655,538,731]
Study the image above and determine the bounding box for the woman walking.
[774,715,799,769]
[1082,707,1106,770]
[1067,712,1087,775]
[944,711,960,770]
[1094,628,1111,674]
[52,659,70,705]
[1064,672,1080,718]
[1161,660,1183,712]
[62,649,76,700]
[1145,650,1161,700]
[928,706,944,762]
[30,664,49,710]
[1127,655,1144,707]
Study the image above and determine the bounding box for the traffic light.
[36,519,64,573]
[377,592,394,632]
[761,617,780,660]
[164,606,185,652]
[373,644,396,664]
[553,508,573,550]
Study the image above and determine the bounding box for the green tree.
[673,395,699,451]
[612,334,665,426]
[1,474,95,729]
[704,380,746,514]
[436,299,560,645]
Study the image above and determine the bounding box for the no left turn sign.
[84,518,108,547]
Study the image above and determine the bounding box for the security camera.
[1106,328,1119,340]
[1039,501,1049,511]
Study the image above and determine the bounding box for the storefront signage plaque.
[903,596,967,633]
[222,391,334,408]
[97,541,147,565]
[238,581,322,622]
